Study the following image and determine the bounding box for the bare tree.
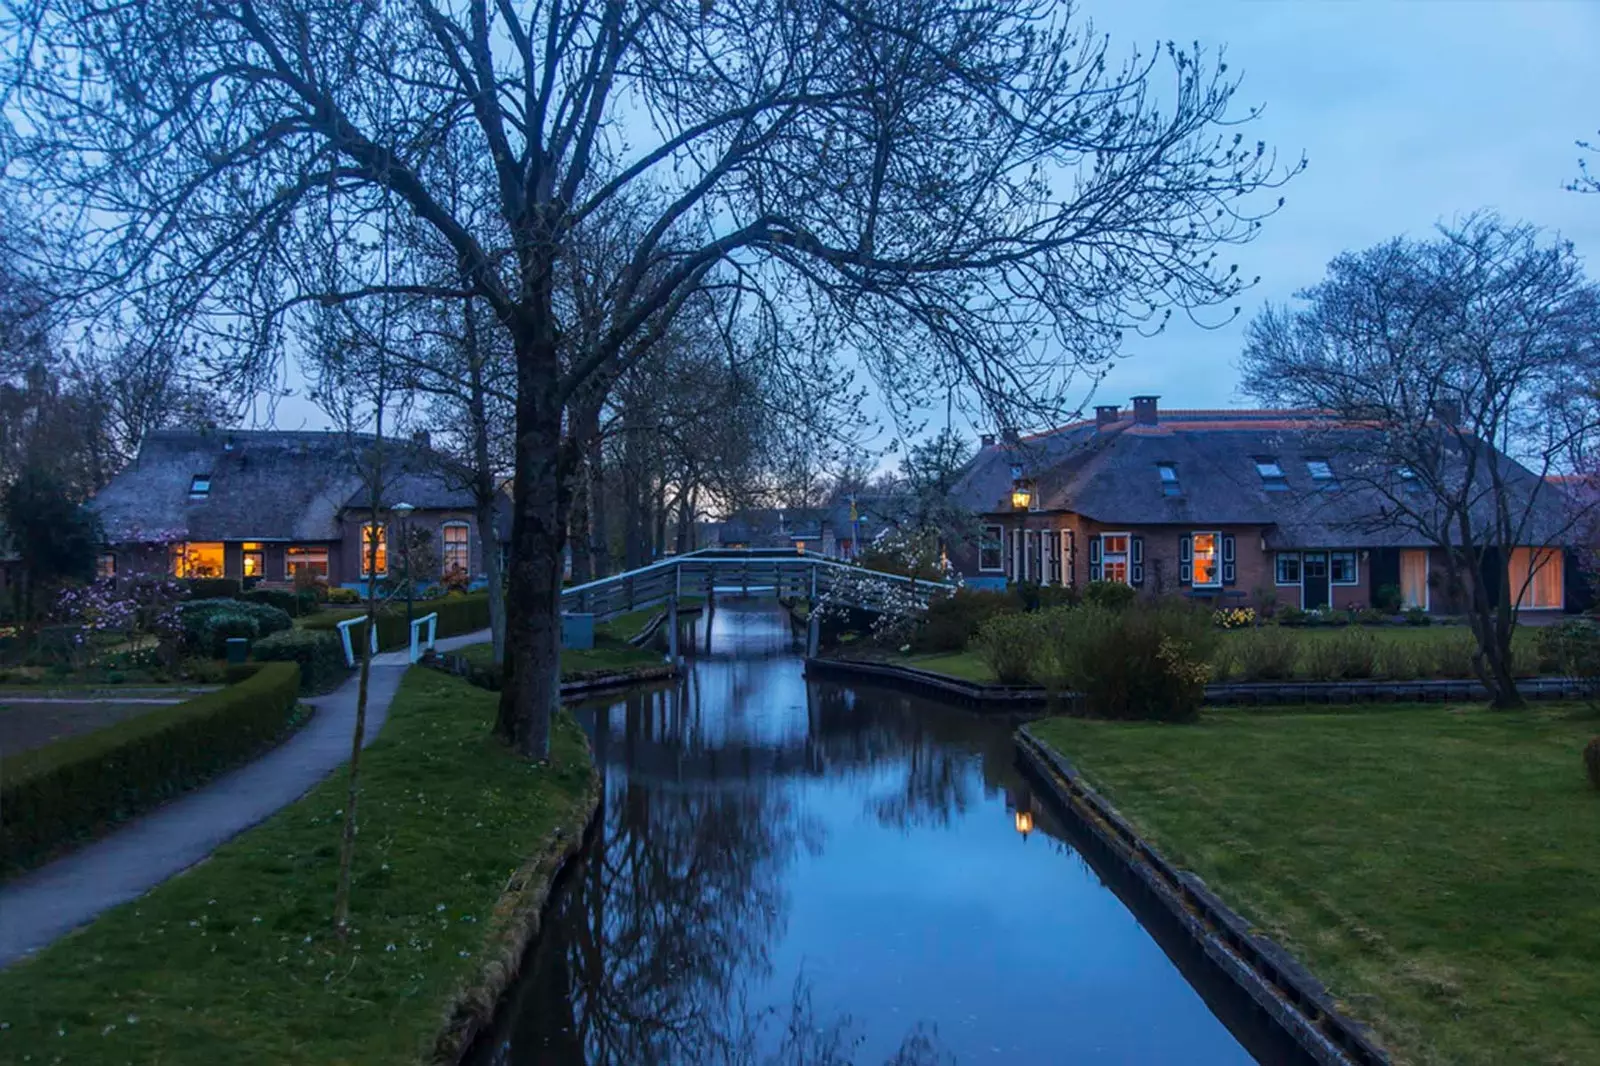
[10,0,1301,756]
[1241,214,1600,708]
[1571,129,1600,194]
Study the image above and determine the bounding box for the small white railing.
[335,616,380,667]
[409,612,439,664]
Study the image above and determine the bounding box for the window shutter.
[1066,530,1077,586]
[1179,534,1192,585]
[1223,534,1237,585]
[1088,536,1101,582]
[1131,536,1145,586]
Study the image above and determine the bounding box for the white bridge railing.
[558,548,957,622]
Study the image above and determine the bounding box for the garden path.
[0,629,490,968]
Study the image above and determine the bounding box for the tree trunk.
[463,305,507,662]
[568,394,602,585]
[497,329,569,759]
[589,431,610,579]
[675,485,697,554]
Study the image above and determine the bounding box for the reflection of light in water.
[1015,810,1034,837]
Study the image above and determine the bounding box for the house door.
[1302,552,1331,610]
[1400,550,1429,610]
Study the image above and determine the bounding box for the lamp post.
[392,501,416,629]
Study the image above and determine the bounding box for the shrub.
[178,598,294,658]
[1279,606,1310,627]
[1585,737,1600,791]
[1082,580,1137,612]
[1372,583,1404,613]
[1423,631,1479,679]
[242,587,304,617]
[1232,625,1299,681]
[1303,629,1377,681]
[1353,607,1390,626]
[252,628,348,692]
[1404,606,1431,626]
[185,577,242,599]
[917,588,1021,653]
[1013,582,1080,613]
[328,587,361,605]
[1212,606,1256,630]
[1537,619,1600,690]
[1034,599,1217,721]
[974,611,1045,685]
[1377,642,1422,680]
[0,662,302,872]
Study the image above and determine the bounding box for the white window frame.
[1275,552,1302,586]
[1330,550,1360,587]
[1191,530,1223,588]
[1100,532,1132,586]
[978,524,1005,572]
[441,521,471,575]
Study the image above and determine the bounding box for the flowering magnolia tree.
[48,568,188,667]
[814,527,959,647]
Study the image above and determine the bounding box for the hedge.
[251,628,348,693]
[179,598,295,658]
[301,592,493,652]
[0,661,303,873]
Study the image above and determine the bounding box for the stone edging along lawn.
[1015,726,1388,1066]
[803,654,1586,712]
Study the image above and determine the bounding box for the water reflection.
[470,601,1259,1065]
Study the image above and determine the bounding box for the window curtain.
[1400,550,1428,610]
[1510,548,1563,609]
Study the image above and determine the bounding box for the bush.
[1212,606,1256,630]
[1404,606,1431,626]
[242,587,305,617]
[1302,629,1377,681]
[1035,599,1217,721]
[1232,625,1299,681]
[252,628,348,692]
[974,611,1045,685]
[185,577,242,599]
[1279,606,1310,627]
[917,588,1021,653]
[1585,737,1600,791]
[301,592,493,652]
[179,598,294,658]
[1082,580,1137,611]
[1377,642,1422,681]
[1013,582,1080,613]
[1423,631,1479,679]
[1373,583,1404,613]
[1537,619,1600,688]
[0,661,302,872]
[1353,607,1390,626]
[328,587,361,605]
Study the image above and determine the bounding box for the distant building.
[718,496,914,559]
[90,429,510,590]
[948,397,1574,614]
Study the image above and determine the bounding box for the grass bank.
[456,638,661,678]
[1029,703,1600,1066]
[0,669,597,1065]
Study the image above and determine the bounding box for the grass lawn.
[0,669,596,1065]
[1030,703,1600,1066]
[907,650,996,682]
[456,638,661,677]
[592,596,703,644]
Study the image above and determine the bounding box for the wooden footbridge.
[560,548,957,655]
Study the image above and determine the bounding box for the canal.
[468,600,1281,1065]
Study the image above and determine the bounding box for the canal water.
[469,600,1277,1065]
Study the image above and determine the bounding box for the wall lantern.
[1010,478,1034,512]
[1014,810,1034,837]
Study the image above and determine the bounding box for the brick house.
[719,496,915,559]
[91,429,509,590]
[947,398,1573,615]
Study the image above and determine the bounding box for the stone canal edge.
[1014,725,1389,1066]
[428,731,605,1066]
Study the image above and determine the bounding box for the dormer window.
[1254,458,1287,491]
[1156,463,1181,497]
[189,474,211,499]
[1307,458,1338,489]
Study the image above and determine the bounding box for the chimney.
[1095,405,1120,429]
[411,430,431,449]
[1132,395,1159,426]
[980,432,996,448]
[1000,426,1020,446]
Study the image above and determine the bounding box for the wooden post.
[807,611,820,658]
[667,594,679,663]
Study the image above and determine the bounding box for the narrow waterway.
[469,601,1279,1065]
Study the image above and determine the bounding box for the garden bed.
[1025,703,1600,1066]
[0,668,599,1065]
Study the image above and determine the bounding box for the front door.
[1302,551,1331,610]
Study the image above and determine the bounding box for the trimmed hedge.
[180,598,295,658]
[252,628,348,692]
[185,577,242,599]
[242,587,318,618]
[0,662,303,873]
[301,592,492,652]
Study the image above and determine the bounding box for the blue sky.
[1072,0,1600,413]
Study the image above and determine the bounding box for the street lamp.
[392,501,416,629]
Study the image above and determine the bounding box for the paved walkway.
[0,630,491,968]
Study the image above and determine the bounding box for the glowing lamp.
[1014,810,1034,836]
[1010,482,1033,511]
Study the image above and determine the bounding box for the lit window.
[360,524,388,577]
[978,524,1004,572]
[1157,463,1181,497]
[242,542,265,579]
[286,545,329,577]
[170,542,224,578]
[1101,533,1130,585]
[442,523,470,575]
[1307,459,1337,488]
[1510,547,1564,609]
[189,474,211,499]
[1276,553,1301,585]
[1255,458,1288,491]
[1331,551,1359,586]
[1192,532,1221,587]
[96,553,117,581]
